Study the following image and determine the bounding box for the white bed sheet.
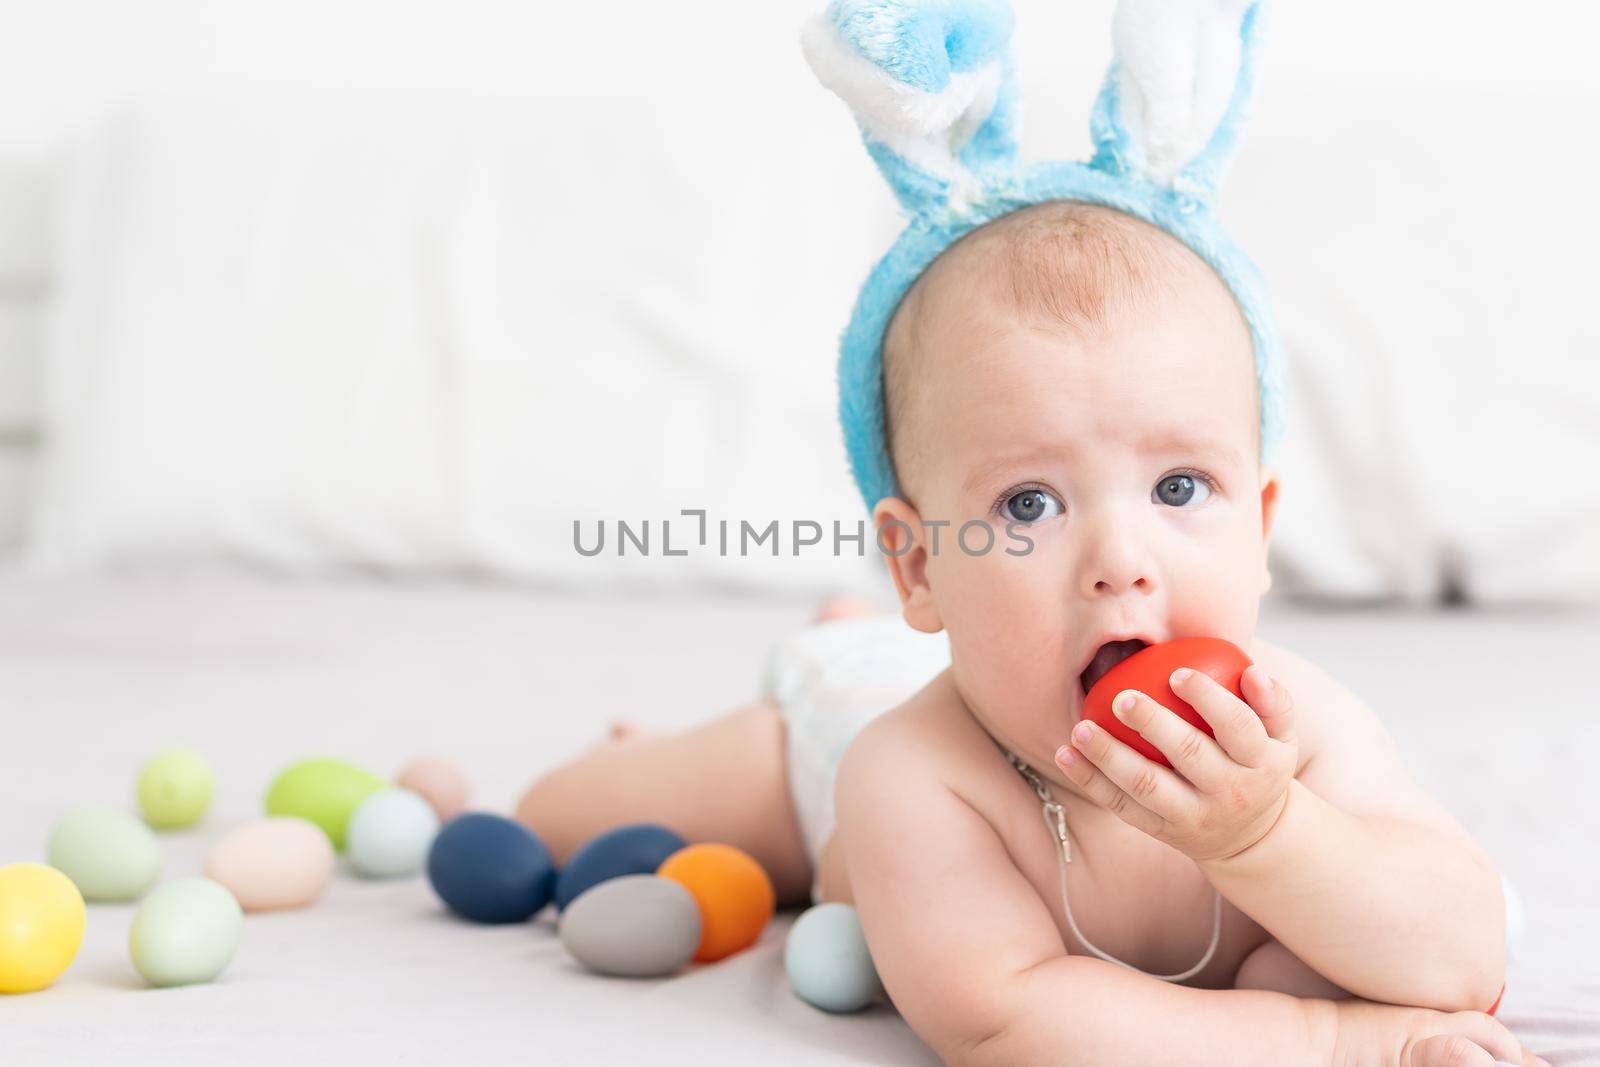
[1,576,1596,1064]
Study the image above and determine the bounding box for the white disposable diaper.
[759,614,952,903]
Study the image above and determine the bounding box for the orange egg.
[656,843,774,962]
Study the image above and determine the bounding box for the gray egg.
[558,874,701,978]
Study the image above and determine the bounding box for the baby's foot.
[810,593,880,624]
[580,719,651,755]
[607,720,644,742]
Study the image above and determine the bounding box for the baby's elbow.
[1455,943,1507,1016]
[1405,864,1509,1013]
[1409,936,1505,1014]
[1450,878,1510,1013]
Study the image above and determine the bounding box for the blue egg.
[554,822,687,912]
[784,902,884,1013]
[426,813,556,924]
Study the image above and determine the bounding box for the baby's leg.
[1234,938,1350,1000]
[514,699,815,908]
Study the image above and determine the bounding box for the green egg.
[47,806,161,902]
[129,877,242,987]
[264,758,387,851]
[137,748,215,829]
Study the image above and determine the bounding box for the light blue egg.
[347,788,440,878]
[784,902,883,1013]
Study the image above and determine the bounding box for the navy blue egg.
[426,813,557,924]
[554,823,687,912]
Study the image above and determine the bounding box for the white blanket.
[0,577,1596,1063]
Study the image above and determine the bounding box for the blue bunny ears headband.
[801,0,1286,514]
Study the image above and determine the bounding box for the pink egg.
[203,817,334,912]
[396,757,471,822]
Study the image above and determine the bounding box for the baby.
[515,199,1544,1067]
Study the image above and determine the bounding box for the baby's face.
[876,244,1279,762]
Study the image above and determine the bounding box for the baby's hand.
[1055,664,1297,862]
[1328,998,1547,1067]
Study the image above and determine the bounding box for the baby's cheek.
[1167,551,1264,648]
[943,549,1078,702]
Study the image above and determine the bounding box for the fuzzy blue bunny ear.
[1090,0,1265,205]
[802,0,1020,218]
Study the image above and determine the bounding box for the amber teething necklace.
[1001,747,1223,983]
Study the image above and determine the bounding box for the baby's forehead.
[912,202,1223,334]
[882,201,1258,493]
[908,213,1249,391]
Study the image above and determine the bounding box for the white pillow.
[24,90,902,592]
[1226,88,1600,604]
[26,81,1600,605]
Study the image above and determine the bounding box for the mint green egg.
[264,759,387,851]
[47,806,161,902]
[129,877,242,987]
[137,748,215,829]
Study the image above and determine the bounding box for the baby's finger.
[1411,1034,1494,1067]
[1055,743,1167,839]
[1444,1011,1528,1066]
[1172,668,1271,768]
[1241,664,1296,744]
[1109,688,1230,791]
[1411,1010,1530,1067]
[1069,719,1195,823]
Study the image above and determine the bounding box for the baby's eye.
[1002,487,1062,525]
[1153,472,1212,509]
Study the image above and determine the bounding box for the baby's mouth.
[1079,639,1149,696]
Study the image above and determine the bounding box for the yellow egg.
[0,862,87,994]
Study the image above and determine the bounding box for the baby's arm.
[833,716,1327,1067]
[1197,644,1505,1012]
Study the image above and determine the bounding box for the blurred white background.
[1,0,1597,601]
[3,6,1599,1062]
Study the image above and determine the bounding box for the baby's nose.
[1076,518,1156,598]
[1086,568,1152,598]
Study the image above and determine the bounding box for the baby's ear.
[873,496,944,634]
[1089,0,1265,204]
[1257,464,1280,595]
[802,0,1020,217]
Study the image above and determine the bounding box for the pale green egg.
[129,878,242,987]
[137,748,215,829]
[47,806,161,902]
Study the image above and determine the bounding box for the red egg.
[1082,637,1253,768]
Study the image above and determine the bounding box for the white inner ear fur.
[1111,0,1249,185]
[801,14,1004,197]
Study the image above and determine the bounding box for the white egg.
[346,788,440,878]
[1503,873,1525,963]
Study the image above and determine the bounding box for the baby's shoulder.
[839,669,1000,795]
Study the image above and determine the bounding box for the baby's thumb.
[1409,1033,1495,1067]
